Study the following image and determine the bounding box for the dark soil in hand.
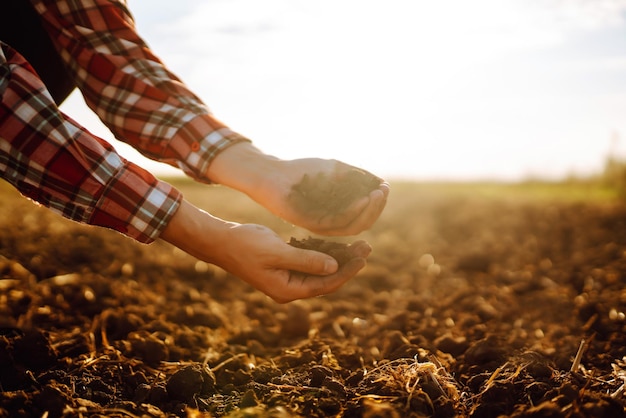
[2,181,626,417]
[288,236,352,267]
[289,168,381,216]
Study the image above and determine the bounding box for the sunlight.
[57,0,626,181]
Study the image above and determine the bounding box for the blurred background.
[60,0,626,182]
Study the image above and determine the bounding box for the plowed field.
[2,180,626,417]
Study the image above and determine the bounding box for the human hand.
[266,158,390,236]
[206,143,389,236]
[210,224,372,303]
[161,200,371,303]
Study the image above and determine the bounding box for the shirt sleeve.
[30,0,251,184]
[0,42,181,244]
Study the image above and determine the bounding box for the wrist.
[160,199,234,263]
[205,142,282,195]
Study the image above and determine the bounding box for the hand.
[206,143,389,236]
[210,224,372,303]
[160,200,371,303]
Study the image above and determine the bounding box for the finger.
[348,188,388,233]
[319,188,387,236]
[340,180,389,216]
[359,188,387,222]
[315,194,370,232]
[379,181,391,199]
[305,257,367,297]
[313,181,389,236]
[348,240,372,258]
[278,246,339,276]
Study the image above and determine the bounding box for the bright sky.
[61,0,626,181]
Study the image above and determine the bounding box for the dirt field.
[1,179,626,417]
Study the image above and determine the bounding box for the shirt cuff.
[89,161,182,244]
[167,114,251,184]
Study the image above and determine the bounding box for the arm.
[31,0,249,183]
[32,0,389,236]
[0,42,370,302]
[0,41,180,244]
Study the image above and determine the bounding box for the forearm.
[205,142,281,191]
[0,41,180,243]
[32,0,250,183]
[159,199,232,264]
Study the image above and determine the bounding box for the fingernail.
[324,259,338,274]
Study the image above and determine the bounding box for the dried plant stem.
[428,369,448,399]
[210,353,247,372]
[483,362,507,392]
[571,339,587,373]
[611,383,625,399]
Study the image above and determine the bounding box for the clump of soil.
[289,168,381,216]
[288,236,352,266]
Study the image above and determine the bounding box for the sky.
[60,0,626,181]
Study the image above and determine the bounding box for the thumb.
[280,247,339,275]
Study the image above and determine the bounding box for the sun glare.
[58,0,626,181]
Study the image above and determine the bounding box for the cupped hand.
[260,158,390,236]
[160,200,372,303]
[206,143,389,236]
[212,223,372,303]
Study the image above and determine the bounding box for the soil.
[288,237,352,267]
[2,181,626,417]
[289,168,381,216]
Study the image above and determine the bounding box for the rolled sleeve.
[0,41,181,243]
[32,0,251,183]
[168,115,250,183]
[90,162,182,243]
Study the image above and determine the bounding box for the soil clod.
[288,236,352,266]
[289,168,381,216]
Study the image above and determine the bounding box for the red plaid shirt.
[0,0,249,243]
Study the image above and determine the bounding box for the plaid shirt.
[0,0,249,243]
